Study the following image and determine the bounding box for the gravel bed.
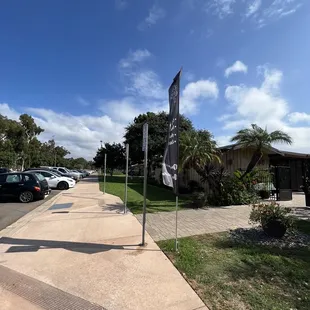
[229,227,310,249]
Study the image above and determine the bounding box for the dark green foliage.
[206,175,259,206]
[124,111,194,168]
[93,142,125,176]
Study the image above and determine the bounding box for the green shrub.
[206,175,259,206]
[250,202,293,229]
[188,180,203,193]
[190,191,207,208]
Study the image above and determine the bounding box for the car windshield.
[34,173,45,181]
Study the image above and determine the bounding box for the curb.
[0,191,63,238]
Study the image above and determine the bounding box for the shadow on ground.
[0,237,159,254]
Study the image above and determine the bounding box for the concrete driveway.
[0,190,61,231]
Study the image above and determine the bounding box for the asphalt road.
[0,190,61,231]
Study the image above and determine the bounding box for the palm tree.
[230,124,292,178]
[180,129,221,174]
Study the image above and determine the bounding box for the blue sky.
[1,0,310,158]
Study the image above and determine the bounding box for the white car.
[30,170,76,190]
[52,167,81,181]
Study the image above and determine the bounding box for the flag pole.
[175,67,182,252]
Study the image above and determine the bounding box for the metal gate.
[271,166,292,201]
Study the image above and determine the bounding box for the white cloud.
[216,135,233,147]
[0,103,126,160]
[0,103,20,120]
[218,65,310,153]
[126,70,166,100]
[288,112,310,124]
[225,60,248,77]
[181,80,219,114]
[138,5,166,30]
[206,0,236,19]
[254,0,302,28]
[100,97,143,123]
[245,0,262,18]
[26,107,125,159]
[119,49,151,69]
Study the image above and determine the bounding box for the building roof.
[219,143,310,158]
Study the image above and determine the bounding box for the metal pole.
[103,153,107,194]
[124,144,129,214]
[175,195,179,252]
[142,123,148,246]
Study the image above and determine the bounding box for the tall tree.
[124,111,194,170]
[19,114,44,170]
[180,129,221,174]
[230,124,293,177]
[93,143,125,176]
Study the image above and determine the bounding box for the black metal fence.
[239,166,292,201]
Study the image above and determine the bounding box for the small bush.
[206,175,259,206]
[250,202,294,231]
[191,191,207,208]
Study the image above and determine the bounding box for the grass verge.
[99,175,189,214]
[158,221,310,310]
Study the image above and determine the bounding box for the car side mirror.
[50,175,56,179]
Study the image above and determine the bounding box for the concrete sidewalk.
[0,176,207,310]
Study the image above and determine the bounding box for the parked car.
[0,172,51,203]
[70,169,84,178]
[0,168,10,174]
[27,170,76,190]
[51,167,81,181]
[38,166,79,181]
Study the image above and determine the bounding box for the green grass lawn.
[158,221,310,310]
[99,175,189,214]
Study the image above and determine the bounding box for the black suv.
[0,172,51,203]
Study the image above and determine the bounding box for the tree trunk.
[241,149,263,179]
[21,158,25,172]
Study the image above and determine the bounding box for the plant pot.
[259,190,270,199]
[305,193,310,207]
[263,219,287,238]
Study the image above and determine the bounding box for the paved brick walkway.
[136,193,309,241]
[136,205,252,241]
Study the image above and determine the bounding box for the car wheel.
[57,181,69,190]
[19,191,34,203]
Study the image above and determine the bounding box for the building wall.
[221,148,270,173]
[154,148,270,190]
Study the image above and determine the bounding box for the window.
[59,168,66,173]
[40,171,51,177]
[34,173,45,181]
[24,174,35,182]
[6,174,22,183]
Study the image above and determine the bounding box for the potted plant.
[250,202,294,238]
